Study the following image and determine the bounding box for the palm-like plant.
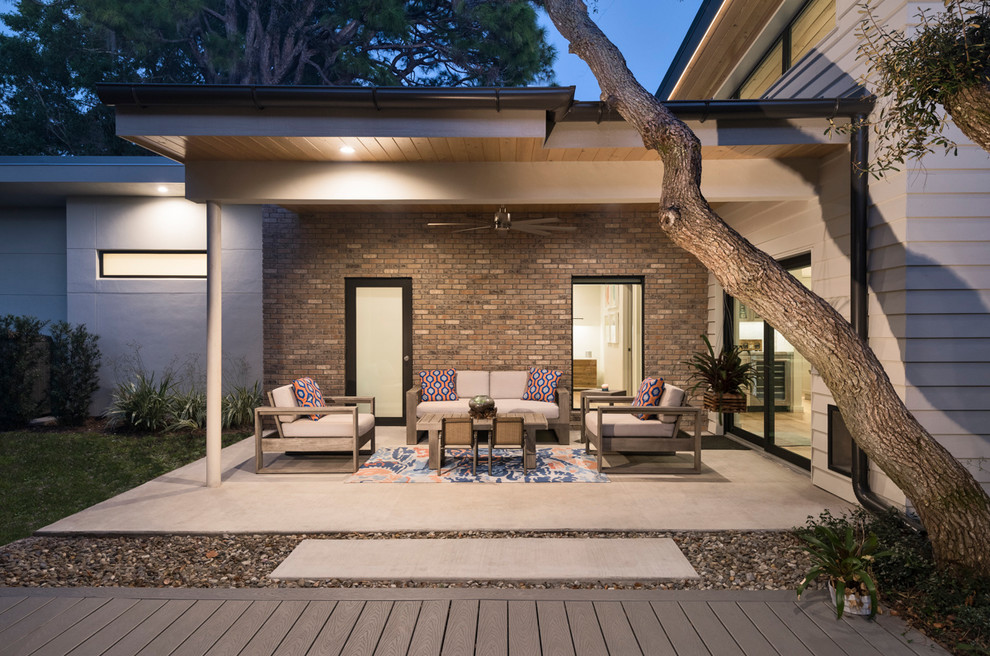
[683,335,758,411]
[796,524,890,618]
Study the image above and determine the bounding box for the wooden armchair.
[582,383,704,474]
[254,384,376,473]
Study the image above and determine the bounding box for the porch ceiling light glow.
[157,185,169,193]
[339,145,356,154]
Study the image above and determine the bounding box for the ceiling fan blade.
[428,222,476,226]
[514,217,563,225]
[454,226,492,233]
[512,225,555,236]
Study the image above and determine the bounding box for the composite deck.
[0,587,948,655]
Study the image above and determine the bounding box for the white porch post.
[206,201,223,488]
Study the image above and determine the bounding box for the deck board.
[475,600,508,656]
[0,588,949,656]
[407,599,448,656]
[507,600,540,655]
[375,600,420,656]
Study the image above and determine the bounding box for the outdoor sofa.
[406,369,570,445]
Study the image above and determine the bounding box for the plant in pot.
[796,524,890,619]
[683,335,758,413]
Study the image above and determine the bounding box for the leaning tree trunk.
[945,82,990,154]
[544,0,990,575]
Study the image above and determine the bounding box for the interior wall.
[262,206,708,401]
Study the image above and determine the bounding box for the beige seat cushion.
[585,411,677,438]
[417,400,471,416]
[281,413,375,437]
[495,399,559,419]
[658,384,686,423]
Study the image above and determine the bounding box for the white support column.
[206,201,223,488]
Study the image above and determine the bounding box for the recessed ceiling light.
[339,145,356,154]
[157,185,168,193]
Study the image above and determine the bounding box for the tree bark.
[945,81,990,153]
[544,0,990,575]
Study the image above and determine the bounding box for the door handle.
[403,355,410,362]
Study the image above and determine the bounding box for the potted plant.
[683,335,758,413]
[796,524,889,619]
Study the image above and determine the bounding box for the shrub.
[222,382,263,429]
[0,315,49,429]
[170,388,207,431]
[48,320,101,425]
[105,372,177,432]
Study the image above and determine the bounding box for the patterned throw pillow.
[523,368,562,402]
[633,377,665,420]
[420,369,457,401]
[292,377,324,420]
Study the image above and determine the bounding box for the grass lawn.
[0,429,246,546]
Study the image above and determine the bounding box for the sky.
[0,0,705,95]
[537,1,704,100]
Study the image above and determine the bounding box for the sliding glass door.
[728,254,812,468]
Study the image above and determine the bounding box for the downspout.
[847,113,924,531]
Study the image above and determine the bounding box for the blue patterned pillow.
[523,368,562,402]
[420,369,457,401]
[292,377,324,420]
[633,377,665,420]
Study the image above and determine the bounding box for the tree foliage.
[0,0,556,155]
[852,0,990,173]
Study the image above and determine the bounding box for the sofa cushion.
[282,412,375,437]
[420,369,457,401]
[522,368,562,402]
[658,384,686,424]
[456,370,490,398]
[271,384,299,424]
[417,399,472,416]
[491,371,529,399]
[292,377,324,420]
[585,411,677,438]
[495,399,560,420]
[632,377,664,420]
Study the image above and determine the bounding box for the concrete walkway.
[0,587,950,655]
[38,428,853,535]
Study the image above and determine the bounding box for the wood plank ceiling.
[132,134,838,164]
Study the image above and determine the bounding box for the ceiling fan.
[428,206,576,236]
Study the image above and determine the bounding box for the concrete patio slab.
[37,427,854,535]
[269,537,699,581]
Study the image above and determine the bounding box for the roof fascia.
[656,0,727,99]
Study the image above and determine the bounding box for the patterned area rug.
[344,446,609,483]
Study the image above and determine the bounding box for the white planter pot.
[828,580,873,617]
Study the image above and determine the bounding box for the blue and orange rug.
[344,446,609,483]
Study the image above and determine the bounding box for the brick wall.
[263,205,708,399]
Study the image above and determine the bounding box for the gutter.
[848,114,926,533]
[96,83,577,113]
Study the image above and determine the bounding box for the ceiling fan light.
[494,206,511,231]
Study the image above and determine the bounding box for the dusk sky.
[0,0,706,95]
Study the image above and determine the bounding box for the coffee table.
[416,412,548,470]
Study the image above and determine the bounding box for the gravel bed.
[0,530,816,590]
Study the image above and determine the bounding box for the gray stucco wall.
[0,208,67,322]
[64,197,263,414]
